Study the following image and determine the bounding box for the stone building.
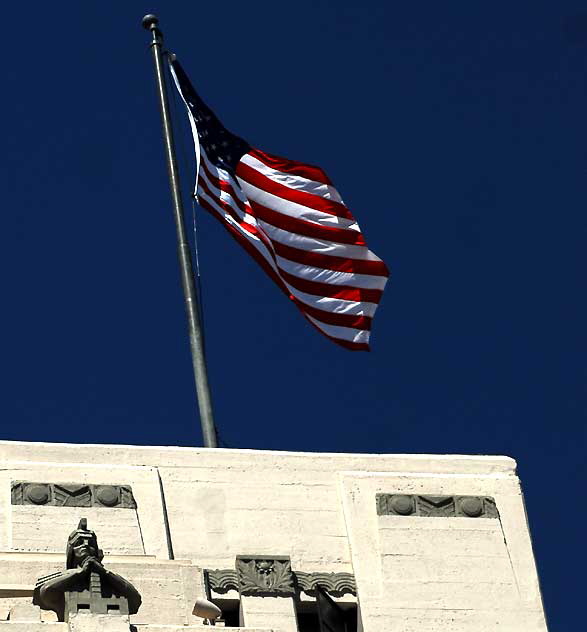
[0,440,547,631]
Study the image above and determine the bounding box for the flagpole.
[142,14,218,448]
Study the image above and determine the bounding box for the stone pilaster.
[240,595,298,632]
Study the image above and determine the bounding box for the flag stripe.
[237,161,352,220]
[291,289,378,317]
[248,200,367,246]
[200,162,249,215]
[238,175,358,228]
[275,256,388,290]
[248,148,333,186]
[240,153,344,203]
[278,269,384,303]
[256,221,383,261]
[271,241,389,276]
[305,313,371,344]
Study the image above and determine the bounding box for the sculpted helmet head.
[65,518,104,569]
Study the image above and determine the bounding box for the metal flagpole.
[142,14,218,448]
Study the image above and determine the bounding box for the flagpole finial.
[142,14,159,30]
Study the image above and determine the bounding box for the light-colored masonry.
[0,440,548,632]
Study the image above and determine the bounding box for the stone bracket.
[376,493,498,518]
[11,481,137,508]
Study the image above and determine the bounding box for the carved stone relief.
[295,572,356,596]
[206,569,238,593]
[236,556,295,596]
[376,493,498,518]
[11,482,137,509]
[206,563,356,597]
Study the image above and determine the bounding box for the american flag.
[169,58,389,351]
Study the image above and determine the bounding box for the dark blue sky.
[1,1,584,627]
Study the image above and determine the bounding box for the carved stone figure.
[33,519,141,621]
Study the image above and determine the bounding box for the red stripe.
[278,269,383,304]
[303,315,371,351]
[199,162,249,216]
[251,201,366,246]
[300,304,372,331]
[198,179,242,223]
[248,148,333,186]
[271,241,389,277]
[198,197,371,350]
[236,162,353,220]
[198,188,276,255]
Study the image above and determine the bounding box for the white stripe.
[197,182,260,231]
[275,257,388,290]
[198,180,248,218]
[257,220,382,261]
[306,315,370,344]
[237,178,359,231]
[240,153,344,203]
[198,172,253,220]
[291,290,378,317]
[200,151,251,207]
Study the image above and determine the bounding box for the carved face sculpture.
[70,533,97,564]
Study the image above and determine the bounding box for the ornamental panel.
[376,493,498,518]
[206,565,356,597]
[236,556,295,596]
[11,482,137,509]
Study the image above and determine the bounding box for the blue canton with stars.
[170,58,250,178]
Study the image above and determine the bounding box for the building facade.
[0,440,547,631]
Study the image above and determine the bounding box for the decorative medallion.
[26,484,50,505]
[11,482,137,509]
[376,493,498,518]
[236,556,295,596]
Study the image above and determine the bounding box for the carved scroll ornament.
[295,572,356,596]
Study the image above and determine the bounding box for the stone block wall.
[0,441,548,631]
